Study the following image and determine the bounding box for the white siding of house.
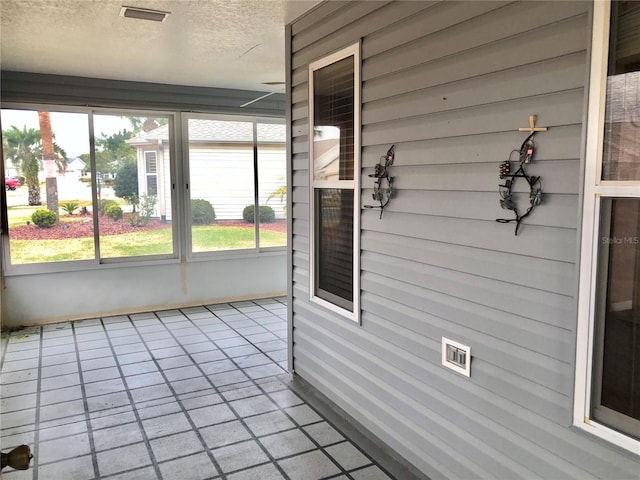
[259,146,288,219]
[187,145,286,221]
[133,144,285,222]
[189,146,254,220]
[289,1,639,479]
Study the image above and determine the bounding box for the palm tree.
[37,113,68,175]
[2,125,42,205]
[38,112,59,216]
[2,121,67,207]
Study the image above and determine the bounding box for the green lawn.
[9,237,95,263]
[9,225,286,264]
[192,226,285,251]
[7,206,39,228]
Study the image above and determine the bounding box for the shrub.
[191,199,216,225]
[31,209,57,228]
[113,161,139,211]
[61,202,79,216]
[105,204,123,221]
[243,205,275,224]
[99,199,118,215]
[128,194,156,227]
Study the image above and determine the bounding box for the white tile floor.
[1,298,395,480]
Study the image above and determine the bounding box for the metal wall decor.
[365,144,395,219]
[496,115,547,235]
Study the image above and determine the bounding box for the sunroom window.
[1,106,286,273]
[1,108,176,266]
[185,115,287,254]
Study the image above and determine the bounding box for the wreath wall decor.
[365,144,395,219]
[496,115,548,235]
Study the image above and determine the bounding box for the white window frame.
[308,43,361,323]
[574,0,640,454]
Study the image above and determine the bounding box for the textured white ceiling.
[0,0,319,92]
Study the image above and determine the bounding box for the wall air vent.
[442,337,471,377]
[119,6,171,22]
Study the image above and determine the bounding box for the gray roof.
[127,119,285,145]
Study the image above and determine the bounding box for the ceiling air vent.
[119,6,171,22]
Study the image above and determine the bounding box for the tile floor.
[1,297,395,480]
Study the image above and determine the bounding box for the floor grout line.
[31,326,44,480]
[71,321,100,479]
[98,315,164,479]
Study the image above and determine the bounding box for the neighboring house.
[127,119,286,221]
[4,166,19,178]
[65,156,86,177]
[287,2,639,480]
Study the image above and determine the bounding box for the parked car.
[4,177,21,190]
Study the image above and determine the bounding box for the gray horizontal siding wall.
[288,1,639,479]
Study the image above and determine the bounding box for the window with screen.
[591,0,640,442]
[309,44,360,320]
[576,0,640,453]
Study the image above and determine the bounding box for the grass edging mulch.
[10,217,287,240]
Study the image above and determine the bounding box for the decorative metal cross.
[518,114,548,134]
[495,114,549,235]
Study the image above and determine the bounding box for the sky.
[1,109,132,158]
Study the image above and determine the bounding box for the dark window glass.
[593,198,640,440]
[316,189,353,310]
[145,152,158,195]
[601,1,640,181]
[313,56,354,181]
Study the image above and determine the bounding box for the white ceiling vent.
[119,6,171,22]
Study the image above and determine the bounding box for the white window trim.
[574,0,640,455]
[308,43,361,323]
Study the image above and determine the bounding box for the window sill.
[310,295,359,324]
[574,419,640,456]
[2,248,286,276]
